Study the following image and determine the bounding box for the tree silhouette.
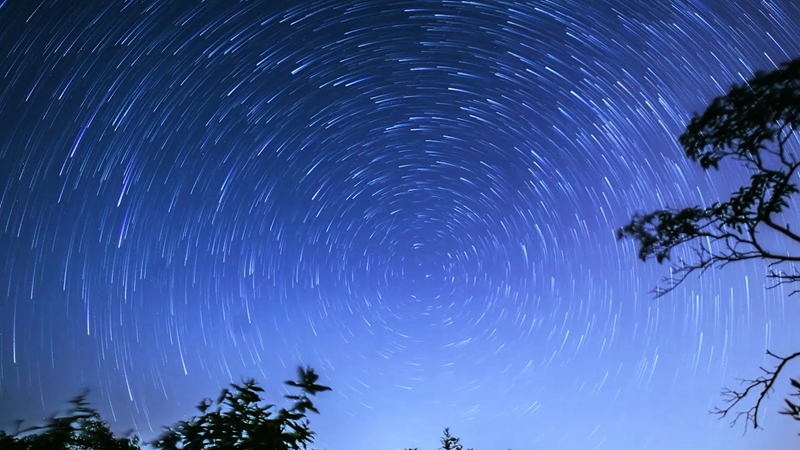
[404,428,474,450]
[0,390,141,450]
[1,366,331,449]
[152,366,331,450]
[440,427,473,450]
[618,58,800,431]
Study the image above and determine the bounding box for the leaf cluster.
[682,59,800,170]
[618,58,800,297]
[152,366,331,450]
[782,378,800,425]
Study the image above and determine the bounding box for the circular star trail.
[1,1,799,449]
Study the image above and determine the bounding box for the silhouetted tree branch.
[619,58,800,432]
[711,350,800,429]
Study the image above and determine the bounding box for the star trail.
[1,1,799,449]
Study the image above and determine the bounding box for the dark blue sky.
[0,1,799,449]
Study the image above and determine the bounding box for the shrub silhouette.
[1,366,331,450]
[0,389,140,450]
[152,366,331,450]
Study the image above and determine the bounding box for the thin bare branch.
[712,350,800,430]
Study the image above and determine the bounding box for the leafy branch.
[618,58,800,431]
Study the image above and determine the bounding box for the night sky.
[1,1,799,449]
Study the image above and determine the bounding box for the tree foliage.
[404,428,475,450]
[1,366,331,450]
[152,366,331,450]
[618,57,800,431]
[0,390,140,450]
[439,427,472,450]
